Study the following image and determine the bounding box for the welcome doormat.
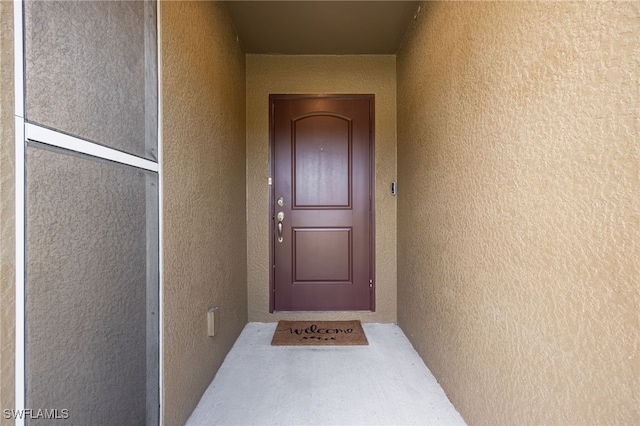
[271,320,368,346]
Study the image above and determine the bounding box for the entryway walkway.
[186,323,466,425]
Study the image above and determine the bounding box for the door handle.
[276,211,285,243]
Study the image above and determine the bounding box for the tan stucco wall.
[246,55,397,323]
[397,2,639,425]
[161,2,247,425]
[0,2,15,424]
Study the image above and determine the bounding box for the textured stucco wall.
[161,2,247,425]
[26,148,150,426]
[0,2,14,424]
[24,0,148,158]
[397,2,639,425]
[246,55,397,323]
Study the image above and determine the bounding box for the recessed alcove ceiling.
[223,1,420,54]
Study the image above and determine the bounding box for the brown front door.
[270,94,375,311]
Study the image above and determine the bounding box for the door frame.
[268,94,376,312]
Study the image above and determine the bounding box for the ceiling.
[223,1,420,55]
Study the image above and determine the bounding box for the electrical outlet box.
[207,307,219,337]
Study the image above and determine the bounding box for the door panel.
[271,95,374,311]
[294,228,352,282]
[294,115,351,207]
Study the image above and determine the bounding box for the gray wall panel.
[26,146,153,425]
[25,1,151,158]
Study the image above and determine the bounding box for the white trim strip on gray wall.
[14,0,26,423]
[25,123,160,173]
[157,0,164,423]
[13,118,25,426]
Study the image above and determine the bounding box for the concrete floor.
[186,323,466,426]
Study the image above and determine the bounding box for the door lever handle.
[276,211,285,243]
